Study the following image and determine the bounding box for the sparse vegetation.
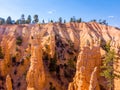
[100,41,116,89]
[16,36,23,46]
[0,46,4,59]
[0,14,110,26]
[58,17,62,23]
[49,55,57,72]
[68,59,75,69]
[14,70,17,75]
[17,82,21,87]
[33,14,39,23]
[49,59,56,72]
[49,82,56,90]
[21,59,24,65]
[26,15,31,24]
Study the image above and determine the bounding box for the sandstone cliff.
[0,22,120,90]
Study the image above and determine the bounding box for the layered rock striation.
[0,22,120,90]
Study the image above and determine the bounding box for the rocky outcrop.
[68,45,101,90]
[26,35,45,90]
[89,67,100,90]
[6,75,12,90]
[0,22,120,90]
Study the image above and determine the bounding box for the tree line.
[0,14,39,25]
[0,14,108,25]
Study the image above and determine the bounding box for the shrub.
[100,42,115,89]
[49,82,56,90]
[49,52,57,72]
[16,36,23,46]
[0,46,4,59]
[12,56,16,63]
[49,58,57,72]
[14,70,17,75]
[68,59,75,69]
[17,82,21,87]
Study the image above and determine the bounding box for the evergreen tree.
[77,18,82,23]
[70,17,73,22]
[21,14,25,24]
[6,16,12,24]
[100,41,115,89]
[42,19,45,24]
[26,15,31,24]
[70,16,76,22]
[0,18,5,25]
[33,14,39,23]
[15,19,20,24]
[72,16,76,22]
[58,17,62,23]
[64,19,66,23]
[0,46,4,59]
[50,20,53,23]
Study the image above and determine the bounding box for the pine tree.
[21,14,25,24]
[33,14,39,23]
[0,18,5,25]
[6,16,12,24]
[100,42,115,90]
[59,17,62,23]
[42,19,45,24]
[64,19,66,23]
[26,15,31,24]
[0,46,4,59]
[77,18,82,23]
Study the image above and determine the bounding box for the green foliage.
[21,14,25,24]
[64,19,66,23]
[58,17,62,23]
[70,16,76,22]
[6,16,12,24]
[26,15,31,24]
[16,36,23,46]
[99,19,108,25]
[100,42,115,89]
[101,40,111,52]
[0,46,4,59]
[77,18,82,23]
[50,20,53,23]
[0,18,5,25]
[49,53,57,72]
[49,59,56,72]
[33,14,39,23]
[68,59,75,69]
[42,19,45,24]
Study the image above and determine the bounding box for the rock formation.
[6,75,12,90]
[89,67,100,90]
[68,45,101,90]
[0,22,120,90]
[26,35,45,90]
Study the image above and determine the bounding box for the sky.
[0,0,120,27]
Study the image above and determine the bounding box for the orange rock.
[6,75,12,90]
[68,46,101,90]
[26,36,45,90]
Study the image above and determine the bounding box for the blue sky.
[0,0,120,27]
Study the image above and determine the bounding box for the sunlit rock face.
[0,22,120,90]
[68,45,101,90]
[26,35,45,90]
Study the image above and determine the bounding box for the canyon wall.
[0,22,120,90]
